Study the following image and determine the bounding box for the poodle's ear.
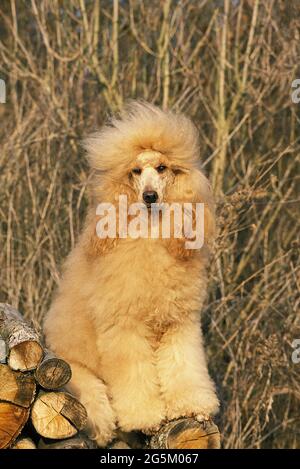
[167,167,216,246]
[82,212,118,258]
[171,165,190,176]
[192,169,216,245]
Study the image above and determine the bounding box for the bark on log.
[38,434,97,449]
[0,403,30,449]
[0,338,7,363]
[12,437,37,449]
[0,364,36,407]
[35,349,72,390]
[0,303,43,371]
[31,391,88,440]
[150,418,221,449]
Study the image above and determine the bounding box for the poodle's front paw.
[165,390,219,422]
[83,397,117,447]
[88,413,117,448]
[118,401,166,435]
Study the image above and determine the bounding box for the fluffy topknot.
[84,101,201,174]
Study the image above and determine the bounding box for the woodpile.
[0,303,221,450]
[0,303,88,449]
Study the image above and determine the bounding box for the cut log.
[0,402,30,449]
[0,364,36,407]
[0,338,7,363]
[150,418,221,449]
[0,303,43,371]
[0,364,36,449]
[12,437,37,449]
[38,434,97,449]
[35,349,72,390]
[31,391,88,440]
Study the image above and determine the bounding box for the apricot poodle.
[43,101,219,447]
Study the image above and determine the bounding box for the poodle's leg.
[65,362,116,447]
[157,322,219,422]
[98,327,165,434]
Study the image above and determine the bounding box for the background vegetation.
[0,0,299,448]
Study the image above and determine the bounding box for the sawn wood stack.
[0,303,220,450]
[0,303,88,449]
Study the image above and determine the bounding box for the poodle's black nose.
[143,190,158,205]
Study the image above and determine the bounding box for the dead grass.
[0,0,299,448]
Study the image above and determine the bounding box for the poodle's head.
[127,149,177,207]
[84,101,215,241]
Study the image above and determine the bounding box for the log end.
[12,437,37,449]
[9,340,43,372]
[0,402,30,449]
[0,364,36,408]
[150,418,221,449]
[35,357,72,390]
[31,391,88,440]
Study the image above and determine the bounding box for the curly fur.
[43,101,219,447]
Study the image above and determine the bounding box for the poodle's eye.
[132,168,142,175]
[156,164,167,173]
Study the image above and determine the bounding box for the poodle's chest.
[92,239,204,327]
[102,239,184,289]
